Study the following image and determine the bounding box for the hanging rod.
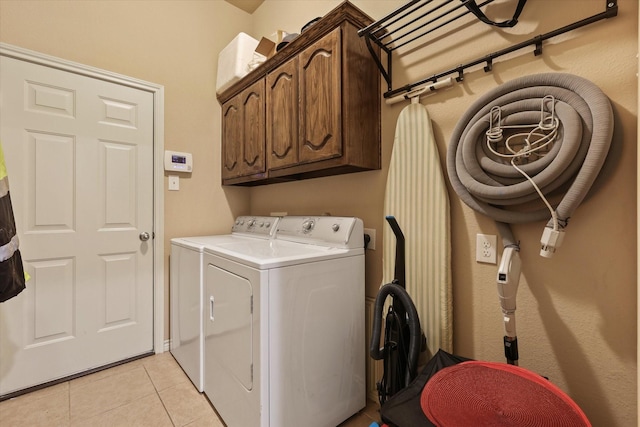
[359,0,618,99]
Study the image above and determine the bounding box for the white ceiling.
[224,0,264,14]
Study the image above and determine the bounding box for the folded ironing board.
[383,102,452,358]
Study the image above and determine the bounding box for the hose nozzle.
[497,247,521,338]
[540,227,565,258]
[497,247,522,364]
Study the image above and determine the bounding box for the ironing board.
[383,100,452,356]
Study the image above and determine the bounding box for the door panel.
[221,99,241,179]
[267,56,299,170]
[0,55,154,395]
[299,27,342,163]
[206,264,253,390]
[25,132,74,231]
[102,141,137,226]
[203,255,264,427]
[27,258,75,346]
[241,81,265,176]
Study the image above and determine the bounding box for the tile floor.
[0,352,381,427]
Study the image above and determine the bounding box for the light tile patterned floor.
[0,352,381,427]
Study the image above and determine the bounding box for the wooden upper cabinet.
[267,56,299,171]
[241,81,265,176]
[299,28,342,164]
[218,1,380,186]
[221,79,266,182]
[221,97,241,180]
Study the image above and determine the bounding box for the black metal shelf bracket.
[358,0,618,99]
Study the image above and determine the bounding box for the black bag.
[0,188,26,303]
[380,349,471,427]
[0,250,26,302]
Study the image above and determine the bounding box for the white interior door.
[0,55,155,395]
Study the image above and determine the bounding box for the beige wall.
[250,1,638,426]
[0,0,637,425]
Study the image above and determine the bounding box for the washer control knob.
[248,220,256,227]
[332,224,340,232]
[259,222,264,227]
[302,219,315,232]
[265,222,271,228]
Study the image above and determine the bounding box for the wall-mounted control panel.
[164,150,193,172]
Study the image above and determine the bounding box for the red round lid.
[421,361,590,426]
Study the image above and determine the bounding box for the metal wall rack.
[358,0,619,99]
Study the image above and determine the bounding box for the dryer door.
[205,264,253,390]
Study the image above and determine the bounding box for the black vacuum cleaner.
[369,216,422,405]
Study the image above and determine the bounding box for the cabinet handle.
[209,296,215,321]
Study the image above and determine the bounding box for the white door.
[0,55,154,395]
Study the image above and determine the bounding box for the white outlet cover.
[168,175,179,191]
[476,234,497,264]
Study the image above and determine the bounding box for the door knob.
[139,232,150,241]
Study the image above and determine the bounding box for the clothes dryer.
[202,216,365,427]
[169,216,279,391]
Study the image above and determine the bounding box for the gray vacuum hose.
[446,73,613,251]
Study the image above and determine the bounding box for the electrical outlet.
[476,234,497,264]
[364,228,376,250]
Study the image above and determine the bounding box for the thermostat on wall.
[164,150,193,172]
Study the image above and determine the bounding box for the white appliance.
[202,216,365,427]
[170,216,279,392]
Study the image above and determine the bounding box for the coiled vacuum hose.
[370,283,422,387]
[446,73,613,249]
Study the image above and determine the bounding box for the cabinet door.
[240,80,266,176]
[299,27,342,164]
[267,56,299,170]
[221,97,242,179]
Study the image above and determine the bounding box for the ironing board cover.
[383,102,452,358]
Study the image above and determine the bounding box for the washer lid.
[203,239,361,269]
[171,235,237,250]
[171,216,281,250]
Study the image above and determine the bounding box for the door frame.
[0,42,165,354]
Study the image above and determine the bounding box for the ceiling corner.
[224,0,264,14]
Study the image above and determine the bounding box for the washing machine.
[202,216,365,427]
[169,216,279,392]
